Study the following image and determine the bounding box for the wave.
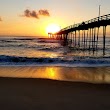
[0,55,110,67]
[0,37,37,44]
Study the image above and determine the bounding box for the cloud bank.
[22,9,50,19]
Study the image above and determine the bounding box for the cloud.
[22,9,50,19]
[24,9,39,19]
[31,10,39,18]
[39,9,50,16]
[0,17,2,21]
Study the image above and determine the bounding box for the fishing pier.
[48,14,110,55]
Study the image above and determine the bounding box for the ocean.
[0,36,110,67]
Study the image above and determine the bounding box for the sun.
[46,24,61,34]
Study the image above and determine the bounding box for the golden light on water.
[49,68,55,77]
[46,24,61,34]
[0,67,110,83]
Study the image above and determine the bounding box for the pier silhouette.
[48,14,110,55]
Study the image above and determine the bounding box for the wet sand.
[0,77,110,110]
[0,66,110,83]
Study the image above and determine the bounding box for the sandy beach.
[0,77,110,110]
[0,66,110,110]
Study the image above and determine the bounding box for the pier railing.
[59,14,110,33]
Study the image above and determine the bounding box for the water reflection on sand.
[0,66,110,83]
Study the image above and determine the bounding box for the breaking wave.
[0,55,110,67]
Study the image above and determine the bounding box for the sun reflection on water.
[0,67,110,83]
[49,68,55,77]
[45,67,62,80]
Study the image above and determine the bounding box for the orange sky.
[0,0,110,37]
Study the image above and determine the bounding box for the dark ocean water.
[0,36,110,67]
